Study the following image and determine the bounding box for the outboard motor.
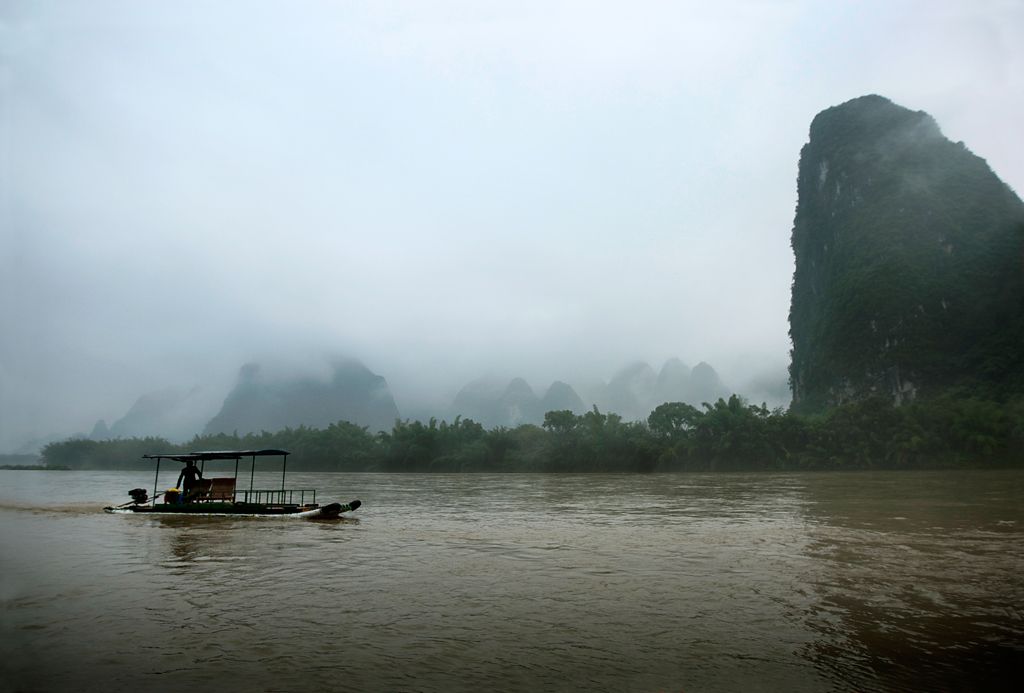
[128,488,149,505]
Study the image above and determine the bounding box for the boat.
[104,449,361,519]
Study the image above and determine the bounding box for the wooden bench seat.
[207,477,236,501]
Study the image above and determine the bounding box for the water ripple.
[1,470,1022,692]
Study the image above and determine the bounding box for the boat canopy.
[142,449,290,463]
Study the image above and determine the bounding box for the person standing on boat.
[177,460,203,503]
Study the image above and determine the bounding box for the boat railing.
[237,488,317,506]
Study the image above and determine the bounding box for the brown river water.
[1,470,1022,692]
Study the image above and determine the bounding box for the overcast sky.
[1,0,1022,450]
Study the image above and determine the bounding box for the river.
[1,470,1021,692]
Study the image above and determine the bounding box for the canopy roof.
[142,449,290,463]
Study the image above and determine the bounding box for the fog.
[2,1,1022,451]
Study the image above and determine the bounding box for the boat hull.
[104,499,361,518]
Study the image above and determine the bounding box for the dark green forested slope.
[789,95,1024,413]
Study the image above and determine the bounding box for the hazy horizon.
[2,1,1022,451]
[4,350,787,450]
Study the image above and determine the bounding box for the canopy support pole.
[281,453,288,493]
[152,458,161,507]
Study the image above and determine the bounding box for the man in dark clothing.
[177,460,203,502]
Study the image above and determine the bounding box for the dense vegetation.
[40,394,1023,472]
[789,95,1024,412]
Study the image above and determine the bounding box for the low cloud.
[1,0,1021,449]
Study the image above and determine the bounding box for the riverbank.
[37,394,1024,473]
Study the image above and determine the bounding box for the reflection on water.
[1,470,1021,692]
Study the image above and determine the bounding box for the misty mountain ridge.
[73,355,764,449]
[447,358,732,428]
[789,94,1024,411]
[610,359,732,417]
[449,376,541,429]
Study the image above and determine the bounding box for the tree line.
[39,393,1024,472]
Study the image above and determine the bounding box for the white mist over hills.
[41,354,788,450]
[2,1,1020,451]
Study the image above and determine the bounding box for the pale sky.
[2,0,1022,450]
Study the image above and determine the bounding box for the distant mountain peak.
[89,419,110,440]
[503,377,535,397]
[540,381,585,416]
[204,359,399,434]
